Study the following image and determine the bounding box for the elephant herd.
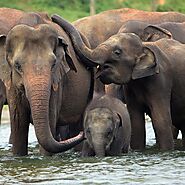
[0,7,185,157]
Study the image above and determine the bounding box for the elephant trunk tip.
[59,131,85,144]
[40,132,84,153]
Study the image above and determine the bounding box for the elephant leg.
[81,140,95,157]
[150,98,174,150]
[127,103,146,150]
[8,89,30,156]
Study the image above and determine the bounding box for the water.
[0,109,185,185]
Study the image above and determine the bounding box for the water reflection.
[0,109,185,185]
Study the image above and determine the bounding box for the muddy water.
[0,109,185,185]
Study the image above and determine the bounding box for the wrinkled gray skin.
[0,13,95,156]
[119,20,185,43]
[82,94,131,157]
[51,15,185,150]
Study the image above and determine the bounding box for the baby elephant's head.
[84,108,122,157]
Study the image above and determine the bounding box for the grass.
[0,0,185,22]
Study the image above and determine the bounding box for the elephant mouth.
[96,64,113,84]
[96,63,112,77]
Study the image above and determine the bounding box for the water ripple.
[0,112,185,184]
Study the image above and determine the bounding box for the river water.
[0,109,185,185]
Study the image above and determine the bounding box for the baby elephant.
[82,94,131,157]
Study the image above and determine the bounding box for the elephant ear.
[0,34,11,90]
[52,36,77,91]
[132,47,159,80]
[113,112,123,134]
[141,25,172,42]
[109,112,123,146]
[58,36,77,73]
[116,113,123,128]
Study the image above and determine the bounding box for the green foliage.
[0,0,185,22]
[156,0,185,13]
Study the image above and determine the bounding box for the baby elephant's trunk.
[92,137,106,157]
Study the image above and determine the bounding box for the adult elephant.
[52,15,185,151]
[0,12,95,156]
[118,20,185,140]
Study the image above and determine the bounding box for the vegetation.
[0,0,184,22]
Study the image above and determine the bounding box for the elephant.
[118,20,185,43]
[0,12,97,156]
[72,8,185,100]
[82,94,131,157]
[118,20,185,139]
[51,15,185,151]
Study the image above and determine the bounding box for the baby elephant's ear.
[141,25,172,42]
[115,113,122,128]
[132,47,159,80]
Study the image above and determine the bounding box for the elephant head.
[51,15,160,85]
[93,33,160,84]
[84,108,122,157]
[0,23,85,154]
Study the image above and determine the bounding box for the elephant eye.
[14,61,23,73]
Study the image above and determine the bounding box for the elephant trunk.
[51,14,102,67]
[92,137,106,157]
[25,75,84,153]
[93,143,106,157]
